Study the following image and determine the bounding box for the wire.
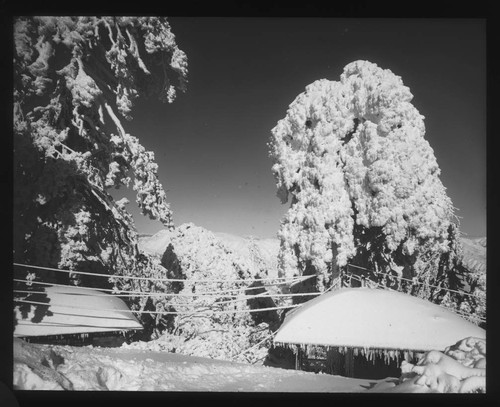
[13,276,338,308]
[14,277,311,296]
[343,272,486,322]
[219,278,341,310]
[14,298,302,315]
[14,321,139,330]
[12,283,240,298]
[13,262,313,284]
[13,288,322,309]
[15,279,117,292]
[347,263,484,300]
[346,273,396,291]
[210,291,322,306]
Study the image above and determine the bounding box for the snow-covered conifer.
[14,17,187,303]
[269,60,466,304]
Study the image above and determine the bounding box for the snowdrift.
[274,288,485,352]
[12,335,486,392]
[13,337,384,391]
[14,286,143,337]
[370,336,486,393]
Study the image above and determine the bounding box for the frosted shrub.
[154,224,275,361]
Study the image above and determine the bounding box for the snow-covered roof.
[14,286,143,337]
[274,288,485,352]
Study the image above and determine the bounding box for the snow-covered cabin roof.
[274,288,485,352]
[14,286,143,337]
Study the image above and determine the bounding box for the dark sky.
[119,17,486,239]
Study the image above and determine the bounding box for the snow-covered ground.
[13,334,485,393]
[13,338,384,392]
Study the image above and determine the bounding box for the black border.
[2,2,498,406]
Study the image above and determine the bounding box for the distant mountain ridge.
[138,224,281,278]
[138,225,486,277]
[460,237,486,274]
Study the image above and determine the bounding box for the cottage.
[14,285,143,346]
[273,287,485,379]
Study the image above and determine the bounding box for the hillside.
[138,226,486,278]
[460,237,486,275]
[138,225,281,278]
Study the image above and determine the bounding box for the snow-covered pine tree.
[268,60,474,315]
[13,17,187,324]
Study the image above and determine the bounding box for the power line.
[14,262,313,284]
[210,291,322,306]
[13,288,322,308]
[14,277,310,296]
[344,272,486,322]
[13,298,302,315]
[347,263,484,300]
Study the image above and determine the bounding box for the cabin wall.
[298,345,417,380]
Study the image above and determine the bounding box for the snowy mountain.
[212,232,280,278]
[138,225,280,278]
[139,226,485,278]
[460,237,486,274]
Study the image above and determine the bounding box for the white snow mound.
[274,288,485,352]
